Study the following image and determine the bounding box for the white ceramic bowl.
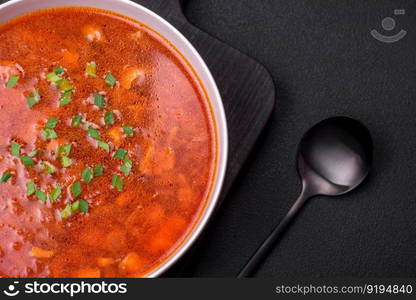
[0,0,228,277]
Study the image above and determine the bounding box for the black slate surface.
[178,0,416,278]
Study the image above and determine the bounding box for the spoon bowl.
[298,116,373,197]
[237,116,373,277]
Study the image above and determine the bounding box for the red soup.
[0,7,216,277]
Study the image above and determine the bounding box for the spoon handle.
[237,189,310,278]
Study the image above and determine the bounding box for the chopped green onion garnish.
[105,73,117,87]
[71,200,80,212]
[41,161,56,174]
[0,173,12,183]
[71,114,82,128]
[57,144,72,158]
[97,141,110,152]
[60,204,72,219]
[93,165,103,177]
[21,155,35,167]
[45,118,59,129]
[41,128,58,139]
[61,156,72,168]
[57,79,73,92]
[59,90,72,107]
[79,199,89,213]
[6,76,19,88]
[10,141,21,157]
[27,90,41,108]
[104,111,115,126]
[86,62,97,77]
[26,180,35,196]
[70,199,89,213]
[29,149,41,157]
[93,93,106,109]
[54,66,65,75]
[71,181,82,199]
[46,72,62,83]
[87,127,100,140]
[121,156,132,176]
[82,168,93,184]
[114,149,127,160]
[35,189,47,202]
[111,174,124,192]
[123,126,134,137]
[50,185,62,202]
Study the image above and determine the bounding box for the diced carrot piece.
[108,126,122,146]
[75,268,101,278]
[153,147,175,174]
[104,229,126,252]
[116,192,133,206]
[46,138,67,153]
[119,252,144,274]
[31,247,54,258]
[62,50,80,69]
[97,257,115,268]
[177,174,194,203]
[139,142,154,174]
[120,66,145,89]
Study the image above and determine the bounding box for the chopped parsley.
[35,189,47,202]
[123,126,134,137]
[93,93,106,109]
[27,90,41,108]
[0,173,12,183]
[59,90,72,107]
[105,73,117,87]
[45,118,59,129]
[82,168,94,184]
[93,165,103,177]
[41,161,56,174]
[57,144,72,158]
[60,204,72,219]
[41,128,58,139]
[71,114,82,128]
[87,127,100,140]
[21,155,35,167]
[104,111,115,126]
[97,141,110,152]
[10,141,21,157]
[121,156,132,176]
[111,174,124,192]
[71,181,82,199]
[6,75,19,88]
[61,156,72,168]
[26,180,35,196]
[114,149,127,160]
[50,185,62,202]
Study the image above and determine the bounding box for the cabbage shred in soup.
[0,7,216,277]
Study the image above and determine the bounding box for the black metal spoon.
[237,116,373,277]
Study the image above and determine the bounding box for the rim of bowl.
[0,0,228,278]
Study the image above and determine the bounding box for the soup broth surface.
[0,7,216,277]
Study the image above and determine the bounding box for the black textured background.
[179,0,416,277]
[2,0,416,278]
